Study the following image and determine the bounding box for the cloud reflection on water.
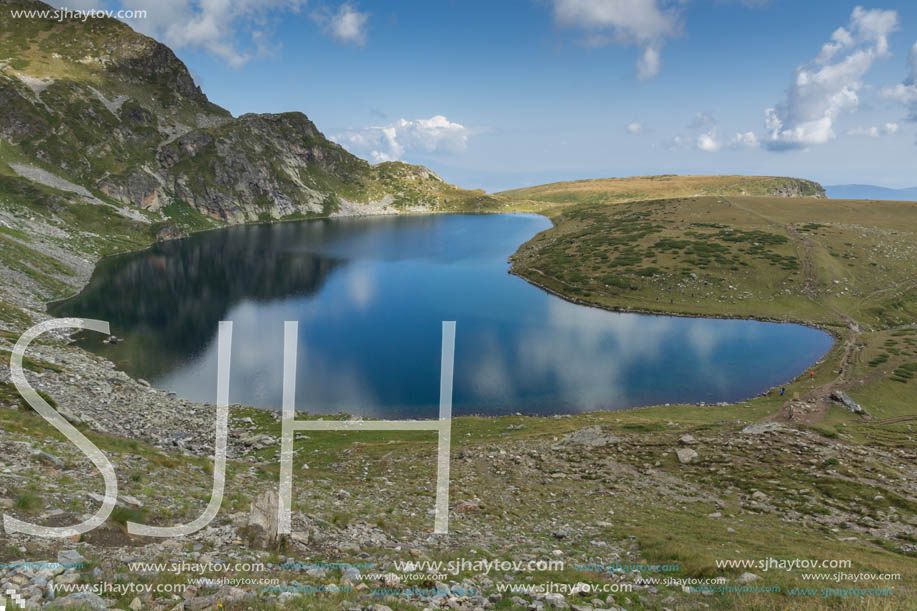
[59,214,833,418]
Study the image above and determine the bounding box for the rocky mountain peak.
[0,1,493,226]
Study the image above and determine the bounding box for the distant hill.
[825,184,917,201]
[499,174,825,206]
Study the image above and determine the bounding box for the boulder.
[830,391,869,416]
[246,490,284,549]
[740,422,785,435]
[341,567,361,585]
[560,426,618,447]
[46,592,107,610]
[56,550,86,565]
[675,448,698,464]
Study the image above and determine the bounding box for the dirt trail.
[785,224,819,300]
[782,314,862,426]
[720,198,868,424]
[721,197,820,299]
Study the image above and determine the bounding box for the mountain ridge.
[825,184,917,200]
[499,174,826,206]
[0,0,495,227]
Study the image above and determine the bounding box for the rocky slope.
[0,0,494,227]
[0,0,498,320]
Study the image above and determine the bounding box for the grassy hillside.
[500,174,825,207]
[510,195,915,326]
[507,190,917,443]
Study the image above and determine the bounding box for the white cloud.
[696,128,721,152]
[879,41,917,121]
[689,111,715,129]
[688,114,759,152]
[626,121,643,134]
[731,131,759,148]
[551,0,682,79]
[636,44,661,80]
[335,115,470,162]
[763,7,898,151]
[117,0,306,68]
[847,126,879,137]
[312,3,369,47]
[846,122,899,137]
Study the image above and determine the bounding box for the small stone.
[737,572,759,583]
[454,500,480,513]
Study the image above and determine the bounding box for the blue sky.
[63,0,917,191]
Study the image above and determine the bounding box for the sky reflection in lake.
[55,214,834,417]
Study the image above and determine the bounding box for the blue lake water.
[53,214,834,418]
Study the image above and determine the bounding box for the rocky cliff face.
[155,112,371,222]
[0,0,494,228]
[770,179,826,198]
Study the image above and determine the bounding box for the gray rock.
[341,567,361,584]
[246,490,283,549]
[46,591,107,610]
[56,405,83,426]
[830,391,869,416]
[736,572,759,583]
[56,550,86,565]
[33,451,64,468]
[675,448,698,464]
[183,596,215,611]
[741,422,785,435]
[560,426,618,447]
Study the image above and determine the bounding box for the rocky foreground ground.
[1,331,915,611]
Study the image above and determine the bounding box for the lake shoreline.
[46,211,837,419]
[508,266,840,404]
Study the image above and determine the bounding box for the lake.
[53,214,834,418]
